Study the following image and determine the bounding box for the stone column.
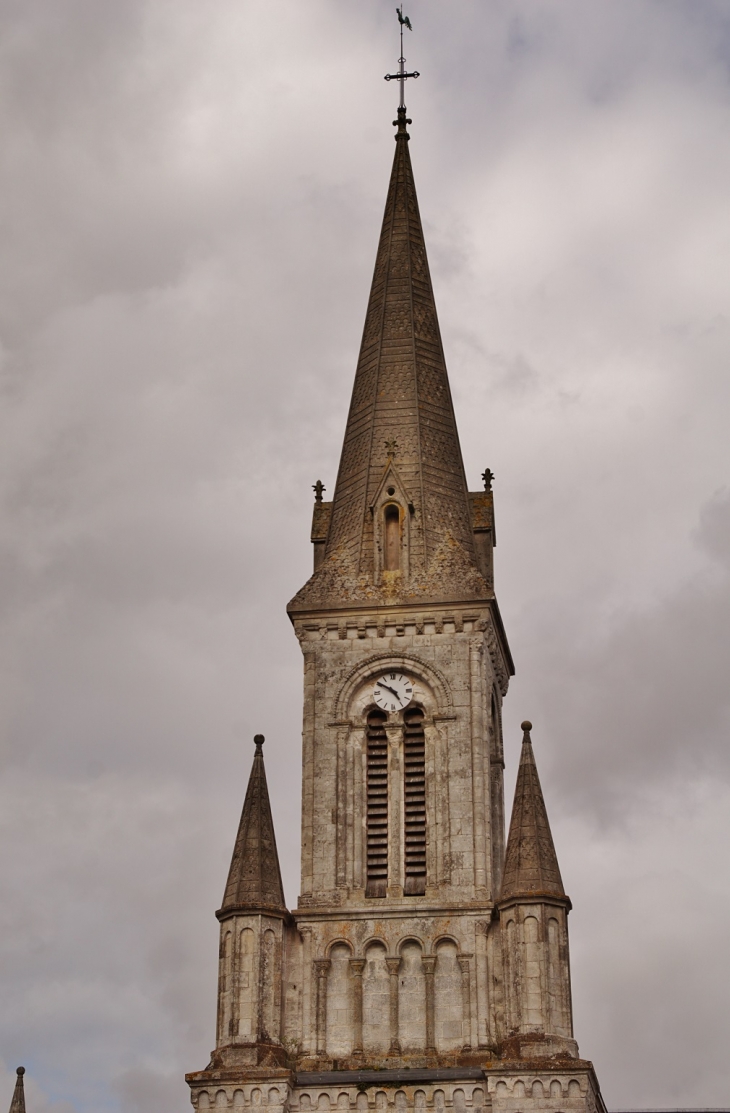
[458,953,473,1050]
[385,957,401,1053]
[313,959,331,1056]
[422,955,437,1054]
[474,921,490,1049]
[350,959,366,1055]
[300,927,313,1053]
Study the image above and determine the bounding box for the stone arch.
[568,1081,582,1096]
[399,938,427,1050]
[453,1091,466,1113]
[334,652,453,720]
[326,943,353,1057]
[325,938,354,958]
[363,938,389,1053]
[432,933,461,951]
[471,1088,484,1110]
[337,1095,349,1111]
[513,1081,526,1098]
[198,1094,211,1111]
[414,1092,427,1112]
[269,1089,281,1105]
[215,1090,228,1108]
[361,935,389,957]
[550,1081,564,1099]
[318,1096,331,1112]
[356,1095,368,1113]
[261,929,279,1042]
[233,1093,245,1109]
[523,915,542,1028]
[396,934,425,955]
[434,938,463,1052]
[238,927,255,1041]
[532,1081,544,1098]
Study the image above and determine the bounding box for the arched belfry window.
[403,707,426,895]
[366,709,389,897]
[383,505,401,571]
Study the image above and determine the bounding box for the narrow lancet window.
[384,505,400,571]
[403,706,426,895]
[366,709,389,897]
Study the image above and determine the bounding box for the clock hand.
[377,682,400,698]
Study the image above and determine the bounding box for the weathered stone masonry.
[187,105,605,1113]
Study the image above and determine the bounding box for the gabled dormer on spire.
[289,109,488,612]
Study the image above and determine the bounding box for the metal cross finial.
[384,7,419,110]
[312,480,326,503]
[481,468,494,492]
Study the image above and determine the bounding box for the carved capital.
[349,958,366,977]
[421,956,436,975]
[385,957,401,976]
[313,958,331,981]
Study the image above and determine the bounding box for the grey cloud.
[1,1,729,1110]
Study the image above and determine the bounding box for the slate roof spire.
[500,722,565,900]
[8,1068,25,1113]
[217,735,287,919]
[289,109,487,611]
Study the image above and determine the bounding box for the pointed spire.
[8,1068,25,1113]
[500,722,565,900]
[290,112,486,611]
[217,735,287,919]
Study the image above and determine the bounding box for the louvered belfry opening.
[403,706,426,895]
[366,708,389,897]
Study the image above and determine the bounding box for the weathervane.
[384,7,419,109]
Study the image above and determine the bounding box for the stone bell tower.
[187,98,606,1113]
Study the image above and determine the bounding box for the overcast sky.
[1,1,729,1110]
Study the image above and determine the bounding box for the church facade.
[186,106,606,1113]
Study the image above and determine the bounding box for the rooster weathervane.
[384,7,419,109]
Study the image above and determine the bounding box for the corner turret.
[211,736,289,1070]
[497,722,577,1060]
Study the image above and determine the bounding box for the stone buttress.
[187,105,606,1113]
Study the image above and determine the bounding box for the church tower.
[187,61,605,1113]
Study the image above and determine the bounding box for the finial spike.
[254,734,265,747]
[9,1067,26,1113]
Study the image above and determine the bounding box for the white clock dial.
[373,672,413,712]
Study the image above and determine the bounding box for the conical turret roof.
[500,722,565,901]
[289,109,487,613]
[8,1068,25,1113]
[217,735,287,919]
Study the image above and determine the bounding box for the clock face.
[373,672,413,712]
